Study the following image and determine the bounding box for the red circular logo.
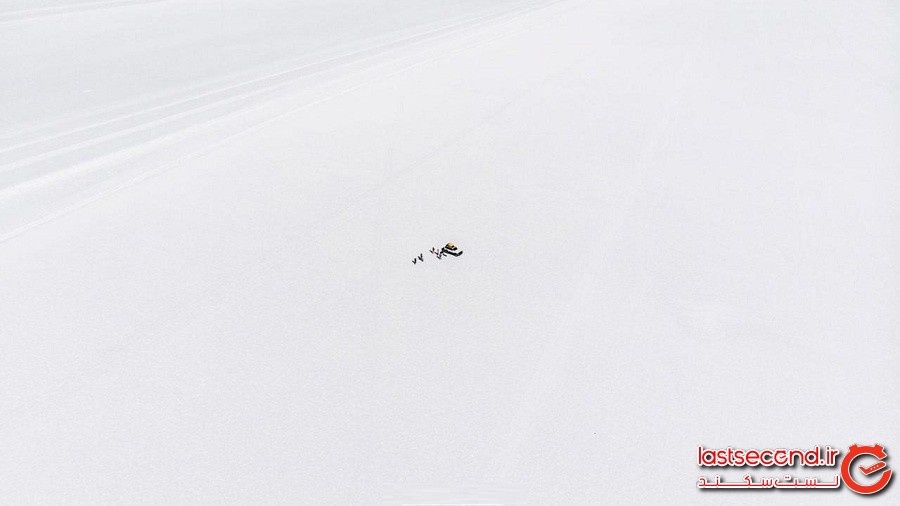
[841,443,892,495]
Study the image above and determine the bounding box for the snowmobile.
[441,242,463,257]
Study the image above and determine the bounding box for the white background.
[1,0,897,503]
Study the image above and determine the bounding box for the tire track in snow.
[0,0,558,199]
[0,0,578,432]
[0,0,571,244]
[0,0,551,177]
[0,0,163,23]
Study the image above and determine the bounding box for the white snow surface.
[1,0,898,503]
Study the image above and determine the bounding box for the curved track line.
[0,0,573,244]
[0,1,557,196]
[0,0,163,23]
[0,0,547,166]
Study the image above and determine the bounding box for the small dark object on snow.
[441,242,463,257]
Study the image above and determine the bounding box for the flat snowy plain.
[1,0,898,503]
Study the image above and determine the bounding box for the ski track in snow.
[0,0,566,242]
[0,0,552,165]
[0,0,576,244]
[0,0,164,23]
